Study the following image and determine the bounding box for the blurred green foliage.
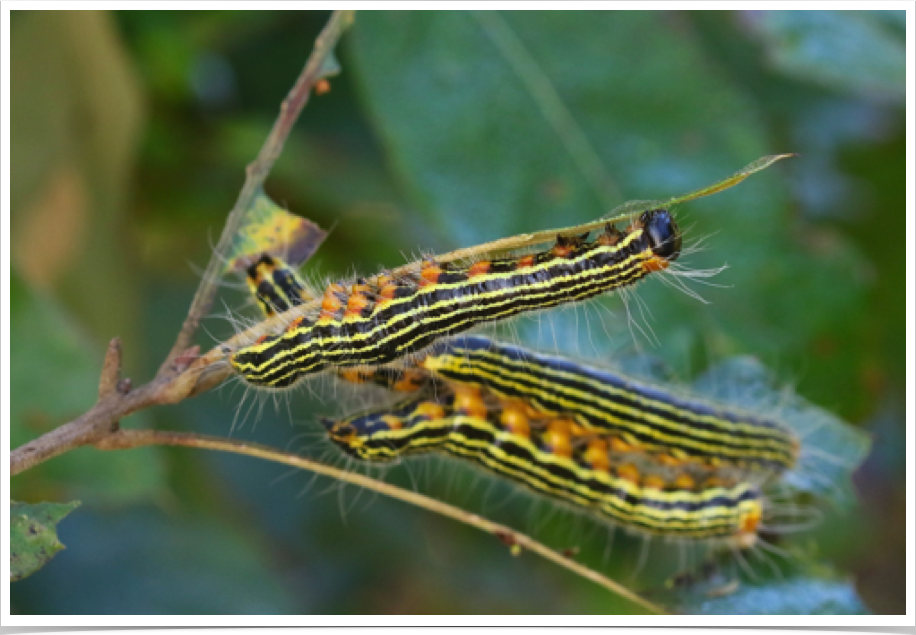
[10,501,81,582]
[9,10,905,614]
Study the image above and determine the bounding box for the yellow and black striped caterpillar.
[331,336,799,476]
[230,209,682,388]
[322,387,763,544]
[418,337,799,475]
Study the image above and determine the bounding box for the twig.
[95,428,666,615]
[10,10,354,478]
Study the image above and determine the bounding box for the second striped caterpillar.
[322,385,764,546]
[418,336,799,476]
[333,336,799,477]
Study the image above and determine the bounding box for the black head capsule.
[640,209,682,262]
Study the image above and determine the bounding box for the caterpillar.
[229,209,682,388]
[418,336,799,475]
[322,387,763,545]
[244,253,314,318]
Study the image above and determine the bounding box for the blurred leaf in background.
[9,9,906,615]
[10,501,81,582]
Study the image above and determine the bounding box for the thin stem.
[96,428,666,615]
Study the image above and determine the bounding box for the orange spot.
[393,370,426,392]
[345,291,369,318]
[499,403,530,438]
[656,453,682,467]
[610,437,635,454]
[617,463,640,484]
[381,415,403,431]
[453,385,487,419]
[415,401,446,421]
[643,474,666,490]
[734,505,762,548]
[419,263,442,287]
[584,438,610,472]
[643,256,670,272]
[254,334,268,345]
[339,369,366,384]
[544,419,573,458]
[315,78,331,95]
[741,507,761,533]
[468,261,492,278]
[517,255,536,269]
[569,421,587,436]
[286,316,305,332]
[319,284,345,320]
[522,402,542,418]
[703,476,725,488]
[551,244,574,258]
[598,226,623,247]
[378,283,399,304]
[673,473,696,490]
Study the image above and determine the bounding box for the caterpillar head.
[640,208,682,265]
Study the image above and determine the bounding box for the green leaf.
[746,11,905,102]
[601,154,797,224]
[11,500,81,582]
[11,505,303,613]
[222,190,328,273]
[349,11,777,244]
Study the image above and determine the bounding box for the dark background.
[9,10,906,614]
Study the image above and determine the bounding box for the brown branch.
[94,428,666,615]
[9,341,193,476]
[97,337,122,399]
[10,10,354,478]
